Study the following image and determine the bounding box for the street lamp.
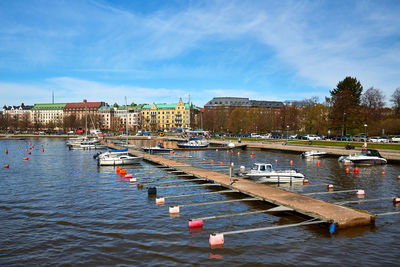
[147,135,151,157]
[286,125,289,144]
[364,124,368,140]
[228,142,235,185]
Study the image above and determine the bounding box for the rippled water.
[1,138,400,266]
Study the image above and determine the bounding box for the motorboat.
[301,150,328,158]
[97,152,143,166]
[69,140,107,150]
[177,139,209,148]
[94,147,128,159]
[238,163,305,183]
[338,149,387,165]
[142,143,172,154]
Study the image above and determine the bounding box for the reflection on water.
[1,138,400,266]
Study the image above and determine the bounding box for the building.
[2,103,33,121]
[98,105,114,130]
[64,100,105,130]
[31,103,66,126]
[205,97,283,109]
[113,105,141,132]
[141,98,199,131]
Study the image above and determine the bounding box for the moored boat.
[301,150,328,158]
[338,148,387,165]
[142,143,172,153]
[238,163,305,183]
[177,139,209,148]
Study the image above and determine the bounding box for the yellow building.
[141,99,196,130]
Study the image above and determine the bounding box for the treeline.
[203,77,400,136]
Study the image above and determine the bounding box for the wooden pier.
[109,144,375,229]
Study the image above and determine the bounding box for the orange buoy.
[275,159,278,163]
[316,161,321,166]
[216,149,218,152]
[116,167,121,173]
[327,184,334,190]
[211,160,214,164]
[237,151,240,155]
[179,153,182,157]
[120,169,126,175]
[195,156,199,160]
[183,154,186,157]
[23,157,29,160]
[393,198,400,204]
[345,167,350,173]
[220,161,223,166]
[169,150,173,154]
[5,149,8,155]
[41,149,44,152]
[345,162,349,166]
[27,152,31,155]
[354,167,359,174]
[203,158,206,161]
[289,160,293,166]
[303,179,309,184]
[4,165,9,168]
[381,171,386,175]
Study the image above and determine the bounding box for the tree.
[329,76,363,135]
[361,87,385,123]
[391,88,400,115]
[113,103,119,108]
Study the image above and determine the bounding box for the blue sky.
[1,0,400,107]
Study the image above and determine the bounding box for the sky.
[1,0,400,107]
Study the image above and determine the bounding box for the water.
[1,138,400,266]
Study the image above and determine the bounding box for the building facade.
[31,103,66,126]
[205,97,283,109]
[141,99,197,131]
[2,103,33,120]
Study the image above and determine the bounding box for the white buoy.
[169,206,180,214]
[156,197,165,205]
[129,178,137,183]
[209,233,224,248]
[240,166,245,173]
[357,189,365,196]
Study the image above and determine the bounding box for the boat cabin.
[361,149,383,158]
[251,163,273,172]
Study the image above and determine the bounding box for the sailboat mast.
[84,99,87,136]
[125,97,128,144]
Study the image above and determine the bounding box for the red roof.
[64,102,102,109]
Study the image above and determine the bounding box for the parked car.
[351,135,367,142]
[370,136,389,143]
[333,135,351,141]
[304,134,321,141]
[391,136,400,143]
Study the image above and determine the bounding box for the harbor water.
[1,138,400,266]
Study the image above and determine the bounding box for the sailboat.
[97,97,143,165]
[67,100,106,150]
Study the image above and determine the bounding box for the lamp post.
[286,125,289,144]
[228,142,235,185]
[147,135,151,157]
[364,124,368,140]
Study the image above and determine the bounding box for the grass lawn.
[215,137,400,151]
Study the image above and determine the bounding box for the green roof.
[32,103,67,110]
[141,103,198,110]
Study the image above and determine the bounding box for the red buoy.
[23,157,29,160]
[41,149,44,152]
[189,219,203,228]
[289,160,293,166]
[4,165,9,168]
[5,149,8,155]
[28,152,31,155]
[354,167,359,174]
[381,171,386,175]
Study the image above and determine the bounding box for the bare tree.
[391,87,400,115]
[361,87,385,122]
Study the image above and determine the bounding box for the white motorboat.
[338,149,387,165]
[301,150,328,158]
[238,163,305,183]
[177,139,209,148]
[97,152,143,166]
[142,143,172,154]
[69,140,107,150]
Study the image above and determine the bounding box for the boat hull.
[98,156,143,166]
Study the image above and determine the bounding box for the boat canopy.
[109,147,128,152]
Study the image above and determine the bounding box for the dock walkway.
[109,144,375,229]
